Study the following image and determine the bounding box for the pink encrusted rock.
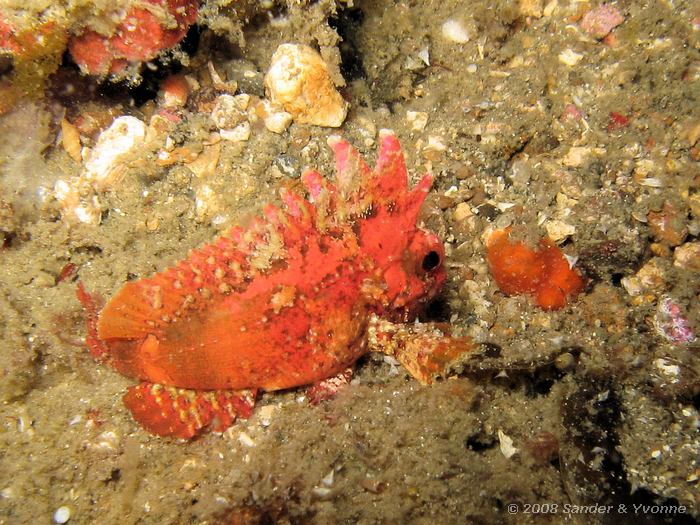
[580,4,625,39]
[655,297,696,345]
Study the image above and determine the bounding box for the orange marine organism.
[486,228,584,310]
[77,131,475,438]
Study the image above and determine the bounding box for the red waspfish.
[77,130,475,438]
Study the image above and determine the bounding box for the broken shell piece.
[84,116,147,190]
[498,429,519,458]
[673,241,700,272]
[407,111,429,132]
[207,61,238,93]
[210,94,250,129]
[544,219,576,243]
[54,178,102,225]
[186,142,221,178]
[265,43,348,127]
[220,122,251,142]
[258,100,293,134]
[558,48,583,66]
[61,118,83,163]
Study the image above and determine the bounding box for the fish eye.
[422,250,441,271]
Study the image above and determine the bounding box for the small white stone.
[441,19,470,43]
[425,135,447,152]
[264,110,293,134]
[257,404,276,427]
[406,110,429,132]
[558,48,583,66]
[561,146,591,167]
[53,506,71,524]
[545,219,576,242]
[210,94,248,129]
[220,122,251,142]
[238,432,255,447]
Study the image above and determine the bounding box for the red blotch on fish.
[486,228,584,310]
[77,131,476,438]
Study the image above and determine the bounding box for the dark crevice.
[0,55,13,77]
[561,377,696,525]
[328,7,366,81]
[465,431,496,452]
[423,297,450,322]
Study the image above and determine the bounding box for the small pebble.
[441,19,470,44]
[453,202,473,222]
[554,352,576,372]
[545,219,576,243]
[562,146,590,167]
[558,49,583,66]
[220,122,251,142]
[647,201,688,247]
[673,242,700,272]
[265,43,347,127]
[580,4,625,39]
[519,0,543,18]
[54,506,71,524]
[406,111,428,132]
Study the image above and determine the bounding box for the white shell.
[53,506,71,524]
[441,19,470,43]
[84,116,146,189]
[264,44,348,127]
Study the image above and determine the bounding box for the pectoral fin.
[123,382,256,438]
[367,316,476,385]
